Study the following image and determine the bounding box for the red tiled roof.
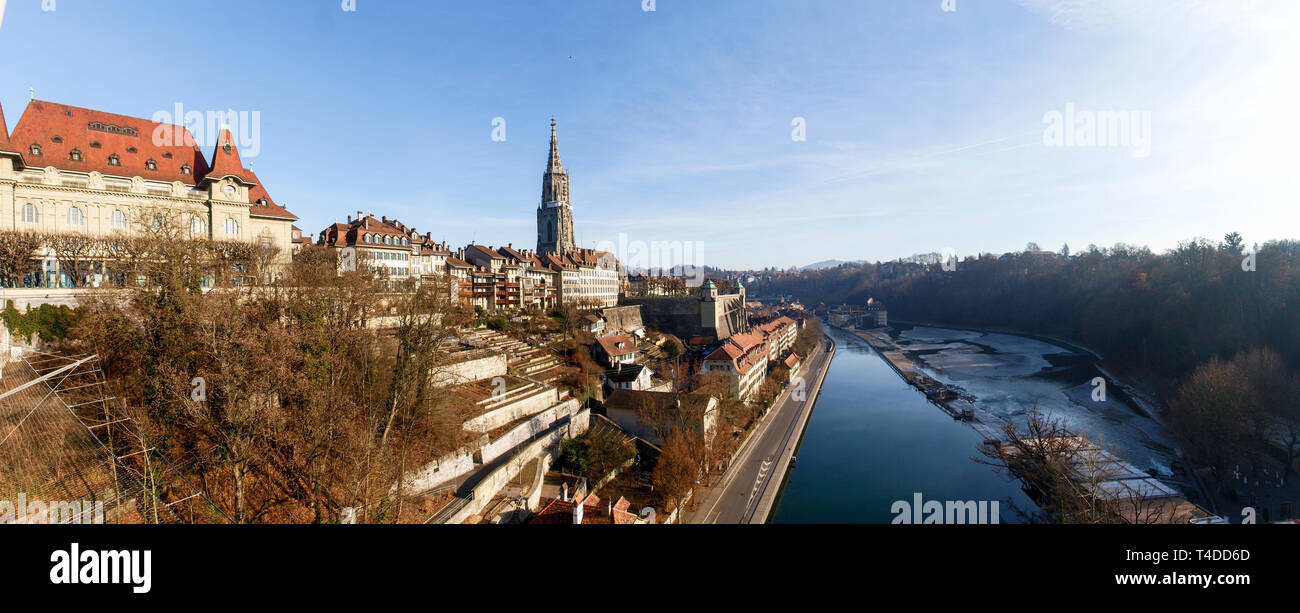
[11,99,211,183]
[496,245,532,262]
[527,494,641,525]
[703,331,767,375]
[0,101,13,152]
[8,100,297,221]
[466,244,505,260]
[206,128,252,182]
[246,169,296,220]
[596,334,637,358]
[537,248,619,272]
[318,215,413,247]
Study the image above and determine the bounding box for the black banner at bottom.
[0,526,1286,601]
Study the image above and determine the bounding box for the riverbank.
[844,322,1213,523]
[891,319,1167,423]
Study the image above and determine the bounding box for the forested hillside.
[756,236,1300,483]
[758,236,1300,394]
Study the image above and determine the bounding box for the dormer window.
[162,152,174,159]
[108,153,121,166]
[29,144,42,157]
[181,164,192,176]
[51,136,63,144]
[90,141,102,149]
[223,143,232,154]
[69,149,82,161]
[145,159,157,171]
[126,147,138,154]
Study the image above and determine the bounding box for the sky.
[1,0,1297,270]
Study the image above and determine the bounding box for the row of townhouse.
[307,120,620,311]
[700,316,801,402]
[314,211,619,312]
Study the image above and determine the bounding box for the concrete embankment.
[851,328,974,421]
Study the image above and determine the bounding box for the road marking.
[696,338,833,524]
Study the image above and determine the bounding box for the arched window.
[22,203,39,223]
[191,216,206,234]
[67,207,83,227]
[225,218,239,235]
[111,210,126,229]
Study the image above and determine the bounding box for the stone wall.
[479,399,580,464]
[397,433,490,495]
[601,305,643,334]
[464,388,561,433]
[624,296,704,338]
[626,293,747,340]
[443,407,590,524]
[429,354,508,387]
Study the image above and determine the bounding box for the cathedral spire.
[538,118,575,255]
[547,116,563,173]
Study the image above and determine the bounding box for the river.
[771,324,1181,523]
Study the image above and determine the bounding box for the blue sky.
[2,0,1297,269]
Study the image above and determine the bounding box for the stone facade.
[0,100,297,287]
[625,281,750,341]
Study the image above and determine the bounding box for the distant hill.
[802,259,863,270]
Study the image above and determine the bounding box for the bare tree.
[46,233,104,288]
[653,427,704,516]
[0,230,44,288]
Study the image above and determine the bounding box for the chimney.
[561,482,568,501]
[347,214,352,223]
[572,500,584,524]
[356,210,362,221]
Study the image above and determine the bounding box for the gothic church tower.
[537,118,576,255]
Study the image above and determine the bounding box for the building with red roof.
[593,333,638,367]
[0,99,299,283]
[701,330,770,402]
[527,492,644,525]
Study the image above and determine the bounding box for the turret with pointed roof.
[0,100,13,152]
[0,100,20,173]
